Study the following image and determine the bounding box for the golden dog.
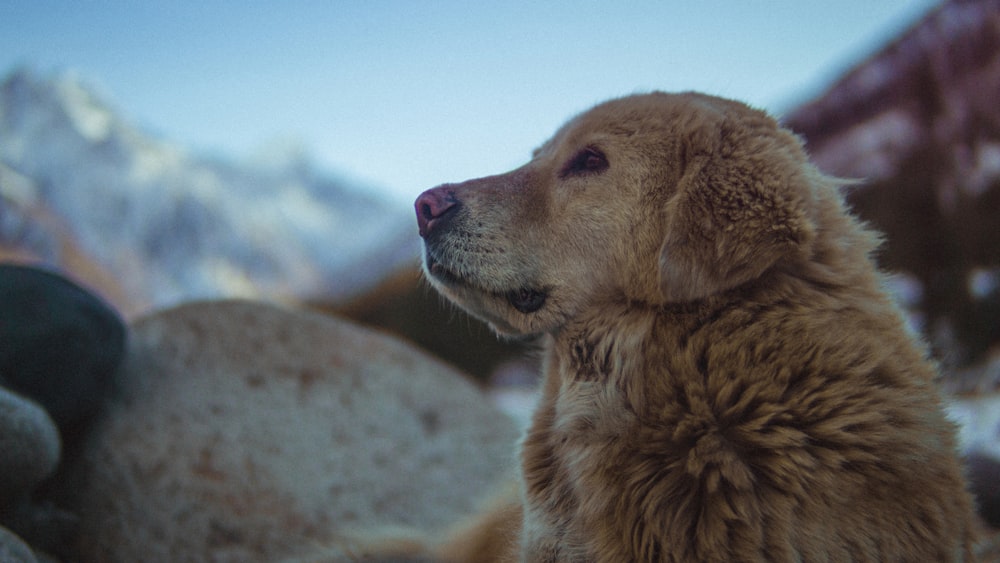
[412,92,977,562]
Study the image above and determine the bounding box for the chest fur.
[519,320,656,558]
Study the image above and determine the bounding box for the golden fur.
[411,92,977,562]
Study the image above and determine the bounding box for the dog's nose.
[415,187,459,238]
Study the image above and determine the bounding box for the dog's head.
[416,92,818,337]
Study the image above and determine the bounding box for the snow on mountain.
[0,67,418,314]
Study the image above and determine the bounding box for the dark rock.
[0,264,126,435]
[783,0,1000,368]
[0,499,77,562]
[0,389,60,505]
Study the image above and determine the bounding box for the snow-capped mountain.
[0,67,418,315]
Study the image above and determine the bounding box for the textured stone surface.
[0,264,125,433]
[0,388,60,504]
[63,300,519,562]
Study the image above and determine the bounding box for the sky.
[0,1,940,204]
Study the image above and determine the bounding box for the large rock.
[63,300,519,562]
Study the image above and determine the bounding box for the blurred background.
[1,0,997,385]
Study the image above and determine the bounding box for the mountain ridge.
[0,67,417,316]
[784,0,1000,367]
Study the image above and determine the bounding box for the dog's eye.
[560,147,608,178]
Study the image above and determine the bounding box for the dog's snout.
[415,187,459,238]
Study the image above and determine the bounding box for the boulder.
[63,300,519,562]
[0,264,126,435]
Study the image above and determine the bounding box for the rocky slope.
[783,0,1000,369]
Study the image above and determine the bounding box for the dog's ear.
[659,116,816,302]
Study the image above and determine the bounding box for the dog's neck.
[548,258,872,365]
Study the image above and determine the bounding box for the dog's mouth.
[425,252,462,285]
[425,251,548,314]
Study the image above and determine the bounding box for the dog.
[413,92,977,562]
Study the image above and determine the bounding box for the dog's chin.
[423,253,550,337]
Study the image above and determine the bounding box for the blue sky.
[1,1,939,203]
